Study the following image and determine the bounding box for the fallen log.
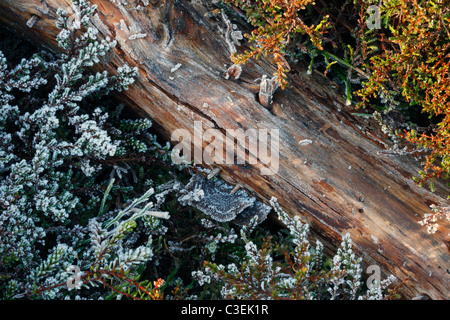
[0,0,448,299]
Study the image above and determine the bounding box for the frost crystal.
[178,174,270,224]
[129,33,147,40]
[0,0,164,300]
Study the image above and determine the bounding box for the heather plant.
[0,0,400,300]
[0,0,172,299]
[419,204,450,234]
[355,0,450,187]
[221,0,450,190]
[352,0,450,232]
[0,3,250,297]
[220,0,449,235]
[221,0,330,88]
[193,197,398,300]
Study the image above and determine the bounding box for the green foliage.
[0,0,174,300]
[356,0,450,185]
[222,0,330,88]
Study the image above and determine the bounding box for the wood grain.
[1,0,448,299]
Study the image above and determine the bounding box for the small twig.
[129,208,170,219]
[230,183,243,195]
[207,167,221,180]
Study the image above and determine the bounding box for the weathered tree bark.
[1,0,448,299]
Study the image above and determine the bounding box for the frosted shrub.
[5,191,158,299]
[195,197,398,300]
[0,0,170,299]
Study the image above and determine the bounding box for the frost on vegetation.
[219,9,243,55]
[109,0,130,5]
[108,0,150,10]
[0,0,172,300]
[219,9,244,81]
[258,74,279,107]
[0,0,401,301]
[193,197,397,300]
[129,33,147,40]
[419,205,450,234]
[170,63,182,73]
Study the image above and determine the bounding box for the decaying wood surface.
[0,0,448,299]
